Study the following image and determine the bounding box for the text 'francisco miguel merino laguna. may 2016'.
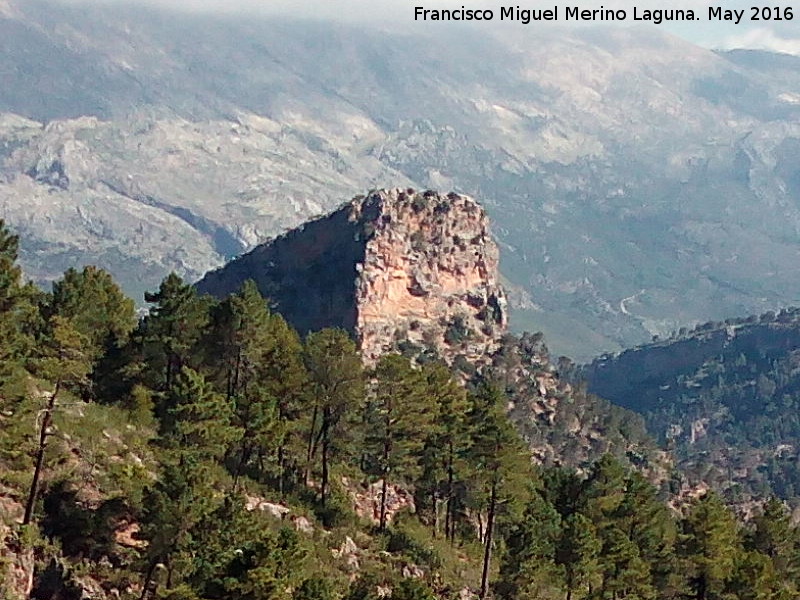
[413,5,794,25]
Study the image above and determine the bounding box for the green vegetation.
[2,219,800,599]
[582,309,800,503]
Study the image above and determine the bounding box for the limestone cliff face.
[197,189,507,363]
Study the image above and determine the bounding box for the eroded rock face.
[353,189,507,363]
[197,189,507,364]
[0,492,33,600]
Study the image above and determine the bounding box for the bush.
[386,519,442,571]
[313,485,358,529]
[411,195,428,213]
[443,317,471,346]
[295,576,335,600]
[392,579,436,600]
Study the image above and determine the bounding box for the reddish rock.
[197,189,507,364]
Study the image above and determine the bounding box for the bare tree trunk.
[277,444,286,498]
[379,476,390,531]
[480,481,498,600]
[23,380,60,525]
[320,424,330,508]
[304,403,319,486]
[231,443,251,493]
[432,494,440,538]
[379,427,392,531]
[446,440,455,543]
[139,561,158,600]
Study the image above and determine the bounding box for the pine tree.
[258,311,308,494]
[750,498,800,581]
[727,550,787,600]
[577,454,656,598]
[205,281,298,490]
[48,265,136,360]
[618,471,681,596]
[366,354,432,531]
[580,454,627,524]
[414,363,468,540]
[163,367,241,460]
[183,497,308,600]
[598,526,654,600]
[23,315,91,525]
[0,219,35,395]
[556,513,601,600]
[498,489,565,600]
[680,491,741,600]
[466,382,532,599]
[303,329,363,507]
[142,367,240,590]
[141,273,210,409]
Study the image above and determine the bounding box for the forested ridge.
[2,218,800,600]
[581,310,800,505]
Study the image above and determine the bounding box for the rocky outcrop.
[344,476,415,526]
[197,188,661,474]
[0,491,34,600]
[197,189,507,364]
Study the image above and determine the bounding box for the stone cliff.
[197,189,660,473]
[196,189,508,364]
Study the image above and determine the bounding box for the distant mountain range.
[2,0,800,358]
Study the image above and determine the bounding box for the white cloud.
[50,0,751,19]
[46,0,800,55]
[721,27,800,56]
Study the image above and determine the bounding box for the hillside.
[2,1,800,357]
[581,309,800,504]
[4,212,800,600]
[197,189,659,471]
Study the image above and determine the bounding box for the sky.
[60,0,800,55]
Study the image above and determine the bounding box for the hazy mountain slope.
[1,0,800,357]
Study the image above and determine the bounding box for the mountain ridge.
[580,308,800,503]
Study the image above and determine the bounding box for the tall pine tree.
[366,354,432,531]
[303,329,363,507]
[467,382,531,599]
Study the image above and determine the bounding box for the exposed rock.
[244,496,315,534]
[344,477,415,525]
[199,193,660,476]
[3,2,800,359]
[198,189,507,365]
[114,521,146,549]
[459,587,478,600]
[72,575,107,600]
[292,516,314,534]
[332,536,360,571]
[401,564,425,579]
[245,496,291,519]
[0,493,33,600]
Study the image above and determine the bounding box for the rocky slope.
[199,189,659,471]
[3,1,800,358]
[0,493,33,600]
[198,189,507,365]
